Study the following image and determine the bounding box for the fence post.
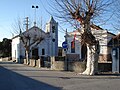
[38,57,41,68]
[51,56,55,70]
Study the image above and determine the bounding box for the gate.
[111,47,120,73]
[41,56,50,68]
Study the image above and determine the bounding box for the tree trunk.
[79,42,99,75]
[26,50,30,65]
[77,20,100,75]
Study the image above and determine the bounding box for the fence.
[21,56,111,72]
[0,57,12,61]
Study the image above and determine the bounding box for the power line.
[40,0,53,16]
[58,29,65,33]
[58,24,66,32]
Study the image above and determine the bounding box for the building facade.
[65,25,115,62]
[12,16,58,62]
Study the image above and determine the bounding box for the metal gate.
[41,56,50,68]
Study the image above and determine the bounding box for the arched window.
[52,26,55,33]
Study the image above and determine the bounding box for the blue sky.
[0,0,67,46]
[0,0,117,46]
[0,0,47,39]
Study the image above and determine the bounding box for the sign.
[62,41,68,49]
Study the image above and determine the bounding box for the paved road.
[0,61,120,90]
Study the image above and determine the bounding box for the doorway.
[81,44,87,61]
[32,48,39,60]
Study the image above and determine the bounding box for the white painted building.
[65,24,115,62]
[12,16,58,62]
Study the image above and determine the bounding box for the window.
[32,48,38,59]
[42,48,45,55]
[52,26,55,33]
[52,39,55,42]
[71,41,75,53]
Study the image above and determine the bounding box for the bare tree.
[111,0,120,33]
[20,30,44,64]
[46,0,112,75]
[13,17,44,64]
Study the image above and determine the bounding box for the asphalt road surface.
[0,61,120,90]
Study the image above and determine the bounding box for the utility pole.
[25,17,29,31]
[24,17,30,64]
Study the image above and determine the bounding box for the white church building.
[12,16,58,63]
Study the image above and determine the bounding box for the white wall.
[12,36,20,60]
[66,29,114,60]
[66,34,81,59]
[38,38,49,56]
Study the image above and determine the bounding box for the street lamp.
[32,5,39,26]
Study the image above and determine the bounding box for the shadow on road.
[0,62,62,90]
[0,61,17,64]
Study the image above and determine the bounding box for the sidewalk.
[75,73,120,79]
[1,61,120,79]
[52,71,120,79]
[21,62,120,79]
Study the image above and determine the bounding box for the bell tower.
[46,16,58,56]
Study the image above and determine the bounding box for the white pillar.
[38,58,41,68]
[51,56,55,69]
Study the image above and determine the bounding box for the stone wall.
[1,57,11,61]
[54,61,111,72]
[66,54,80,61]
[23,59,41,68]
[22,57,112,73]
[98,63,112,72]
[54,61,65,70]
[68,61,86,72]
[99,54,112,62]
[54,61,86,73]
